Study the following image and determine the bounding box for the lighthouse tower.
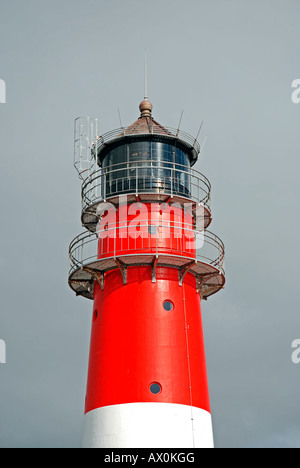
[68,98,225,448]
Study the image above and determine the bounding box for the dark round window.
[148,225,157,236]
[150,383,162,395]
[93,309,98,322]
[163,301,174,312]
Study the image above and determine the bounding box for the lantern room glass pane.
[101,141,190,198]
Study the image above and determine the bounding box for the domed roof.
[95,98,201,167]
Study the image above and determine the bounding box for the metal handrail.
[84,160,209,184]
[92,125,201,156]
[81,160,211,213]
[68,224,225,278]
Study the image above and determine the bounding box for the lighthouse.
[68,98,225,448]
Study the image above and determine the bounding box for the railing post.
[114,228,116,258]
[99,170,102,202]
[81,237,84,267]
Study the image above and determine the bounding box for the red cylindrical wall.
[84,266,210,415]
[97,202,196,260]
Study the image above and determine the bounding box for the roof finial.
[139,98,153,117]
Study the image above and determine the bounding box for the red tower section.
[69,99,225,448]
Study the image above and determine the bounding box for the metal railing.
[92,125,201,156]
[69,222,225,279]
[81,161,211,213]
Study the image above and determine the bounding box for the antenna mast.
[144,51,148,100]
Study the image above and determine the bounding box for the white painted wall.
[82,403,214,448]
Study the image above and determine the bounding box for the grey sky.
[0,0,300,448]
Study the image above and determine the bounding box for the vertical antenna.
[118,107,123,128]
[193,121,204,147]
[195,121,204,140]
[144,50,148,100]
[201,136,208,153]
[176,110,184,137]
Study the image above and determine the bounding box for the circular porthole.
[150,382,162,395]
[148,225,157,236]
[163,300,174,312]
[93,309,98,322]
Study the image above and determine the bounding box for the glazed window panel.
[101,141,191,198]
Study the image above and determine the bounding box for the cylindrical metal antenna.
[144,50,148,99]
[176,110,184,136]
[194,121,204,147]
[118,107,123,128]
